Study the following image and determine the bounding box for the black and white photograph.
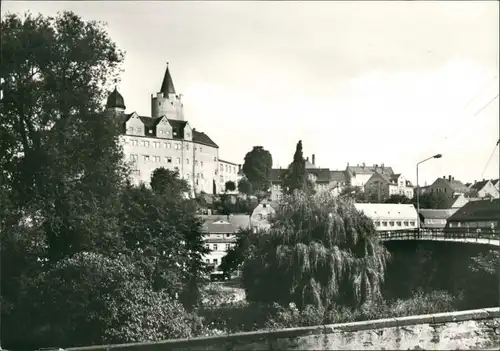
[0,1,499,350]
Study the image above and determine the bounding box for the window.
[137,128,142,133]
[153,141,160,148]
[220,164,223,171]
[389,221,395,227]
[165,157,172,163]
[205,259,210,263]
[213,244,218,251]
[166,142,172,149]
[409,221,415,226]
[175,143,180,150]
[403,221,409,226]
[185,173,190,178]
[176,157,181,164]
[382,221,388,226]
[220,175,223,182]
[396,221,402,227]
[186,144,189,150]
[142,155,150,161]
[213,258,218,264]
[214,157,217,161]
[225,165,228,172]
[131,139,138,146]
[186,158,190,164]
[200,147,203,152]
[226,244,230,251]
[374,221,380,227]
[154,156,161,163]
[200,161,204,167]
[186,133,191,138]
[195,160,199,166]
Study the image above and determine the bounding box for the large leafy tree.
[151,167,190,198]
[1,11,126,261]
[413,191,450,209]
[242,190,390,309]
[242,146,273,193]
[282,140,314,195]
[237,177,253,195]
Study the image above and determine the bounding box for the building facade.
[345,163,394,190]
[218,160,242,194]
[468,179,500,199]
[106,64,236,195]
[427,175,470,201]
[200,214,251,270]
[364,172,414,202]
[269,154,347,202]
[354,203,418,231]
[445,198,499,233]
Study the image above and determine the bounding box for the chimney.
[312,154,315,165]
[443,175,446,179]
[238,164,242,172]
[306,157,309,162]
[448,175,452,181]
[381,163,384,168]
[362,162,365,168]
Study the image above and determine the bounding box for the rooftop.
[447,198,500,222]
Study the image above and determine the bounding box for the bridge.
[377,229,500,247]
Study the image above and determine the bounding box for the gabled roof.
[200,214,250,233]
[168,119,187,139]
[432,177,469,193]
[447,198,500,222]
[346,165,394,176]
[470,180,490,191]
[492,179,499,186]
[139,116,162,128]
[193,129,218,148]
[219,159,238,166]
[307,168,331,183]
[160,64,176,95]
[419,209,457,220]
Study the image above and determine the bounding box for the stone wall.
[68,307,500,351]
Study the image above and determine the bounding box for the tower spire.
[160,62,176,95]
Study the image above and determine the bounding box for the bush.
[26,252,200,348]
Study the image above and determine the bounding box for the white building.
[364,172,414,202]
[354,203,418,231]
[105,64,237,195]
[200,214,251,270]
[218,160,242,194]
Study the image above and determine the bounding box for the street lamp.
[416,154,442,230]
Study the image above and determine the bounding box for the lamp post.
[416,154,442,232]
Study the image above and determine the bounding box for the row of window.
[205,243,233,251]
[219,163,238,174]
[129,154,206,167]
[126,139,205,153]
[374,220,416,227]
[449,221,498,229]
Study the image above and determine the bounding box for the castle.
[104,64,240,194]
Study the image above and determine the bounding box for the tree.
[282,140,314,195]
[1,11,127,262]
[385,194,413,204]
[225,180,236,193]
[414,191,450,209]
[151,167,190,198]
[339,185,372,203]
[237,177,253,195]
[242,190,390,310]
[242,146,273,193]
[219,229,254,276]
[25,252,199,348]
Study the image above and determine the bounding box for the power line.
[472,93,499,117]
[480,141,499,179]
[463,75,497,109]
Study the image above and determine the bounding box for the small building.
[364,172,414,202]
[427,175,470,201]
[200,214,250,270]
[250,201,277,233]
[468,179,499,199]
[345,163,394,190]
[418,209,457,230]
[354,203,418,231]
[445,198,500,233]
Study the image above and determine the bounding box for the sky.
[3,1,500,186]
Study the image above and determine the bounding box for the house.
[345,163,394,190]
[364,172,414,202]
[427,175,470,202]
[269,154,347,202]
[492,179,499,191]
[200,214,251,270]
[468,179,499,199]
[445,198,500,233]
[418,209,457,230]
[354,203,418,232]
[250,201,277,233]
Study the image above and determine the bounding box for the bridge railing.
[377,229,500,242]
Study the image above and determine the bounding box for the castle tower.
[151,63,184,120]
[105,87,126,117]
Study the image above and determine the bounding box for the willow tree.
[242,190,390,309]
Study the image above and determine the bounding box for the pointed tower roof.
[160,63,176,95]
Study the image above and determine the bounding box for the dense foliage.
[242,146,273,193]
[242,190,391,309]
[237,177,253,195]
